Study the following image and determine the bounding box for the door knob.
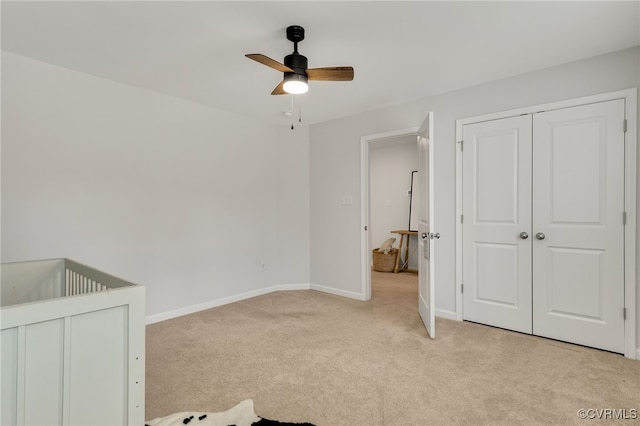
[519,232,529,239]
[422,232,440,240]
[536,232,546,240]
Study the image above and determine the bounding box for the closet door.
[532,100,625,353]
[462,115,533,333]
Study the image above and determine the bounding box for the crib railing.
[64,258,136,296]
[65,268,108,295]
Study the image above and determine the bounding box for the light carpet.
[146,271,640,425]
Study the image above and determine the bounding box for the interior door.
[532,100,625,353]
[462,115,533,333]
[417,112,436,338]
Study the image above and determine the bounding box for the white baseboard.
[435,309,458,321]
[309,283,368,301]
[145,283,311,324]
[145,283,474,329]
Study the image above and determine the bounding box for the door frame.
[360,126,419,300]
[455,88,637,359]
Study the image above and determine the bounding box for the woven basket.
[372,248,398,272]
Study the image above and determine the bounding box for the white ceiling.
[2,1,639,125]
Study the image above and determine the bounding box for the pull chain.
[290,96,303,130]
[290,95,295,130]
[285,95,302,130]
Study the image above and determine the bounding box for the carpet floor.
[145,271,640,425]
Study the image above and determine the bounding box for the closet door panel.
[462,115,532,333]
[532,99,625,353]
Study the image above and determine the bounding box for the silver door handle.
[421,232,440,240]
[535,232,546,240]
[519,232,528,239]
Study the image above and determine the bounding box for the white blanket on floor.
[146,399,261,426]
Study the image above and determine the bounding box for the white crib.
[1,258,145,425]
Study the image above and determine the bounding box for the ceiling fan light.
[283,73,308,94]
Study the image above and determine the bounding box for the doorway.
[360,127,419,301]
[361,114,436,338]
[370,137,419,272]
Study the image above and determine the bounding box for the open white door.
[417,112,436,338]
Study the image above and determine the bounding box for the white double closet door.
[462,99,625,353]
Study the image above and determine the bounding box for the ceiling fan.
[246,25,354,95]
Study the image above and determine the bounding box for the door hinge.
[623,307,627,320]
[623,212,627,225]
[458,140,464,152]
[461,283,464,294]
[623,119,627,133]
[364,225,368,231]
[461,214,464,224]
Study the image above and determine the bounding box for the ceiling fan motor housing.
[284,53,308,77]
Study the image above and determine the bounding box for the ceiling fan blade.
[307,66,354,81]
[271,81,287,95]
[245,54,294,73]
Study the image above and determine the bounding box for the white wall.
[309,47,640,346]
[275,125,310,285]
[1,52,311,320]
[370,137,418,270]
